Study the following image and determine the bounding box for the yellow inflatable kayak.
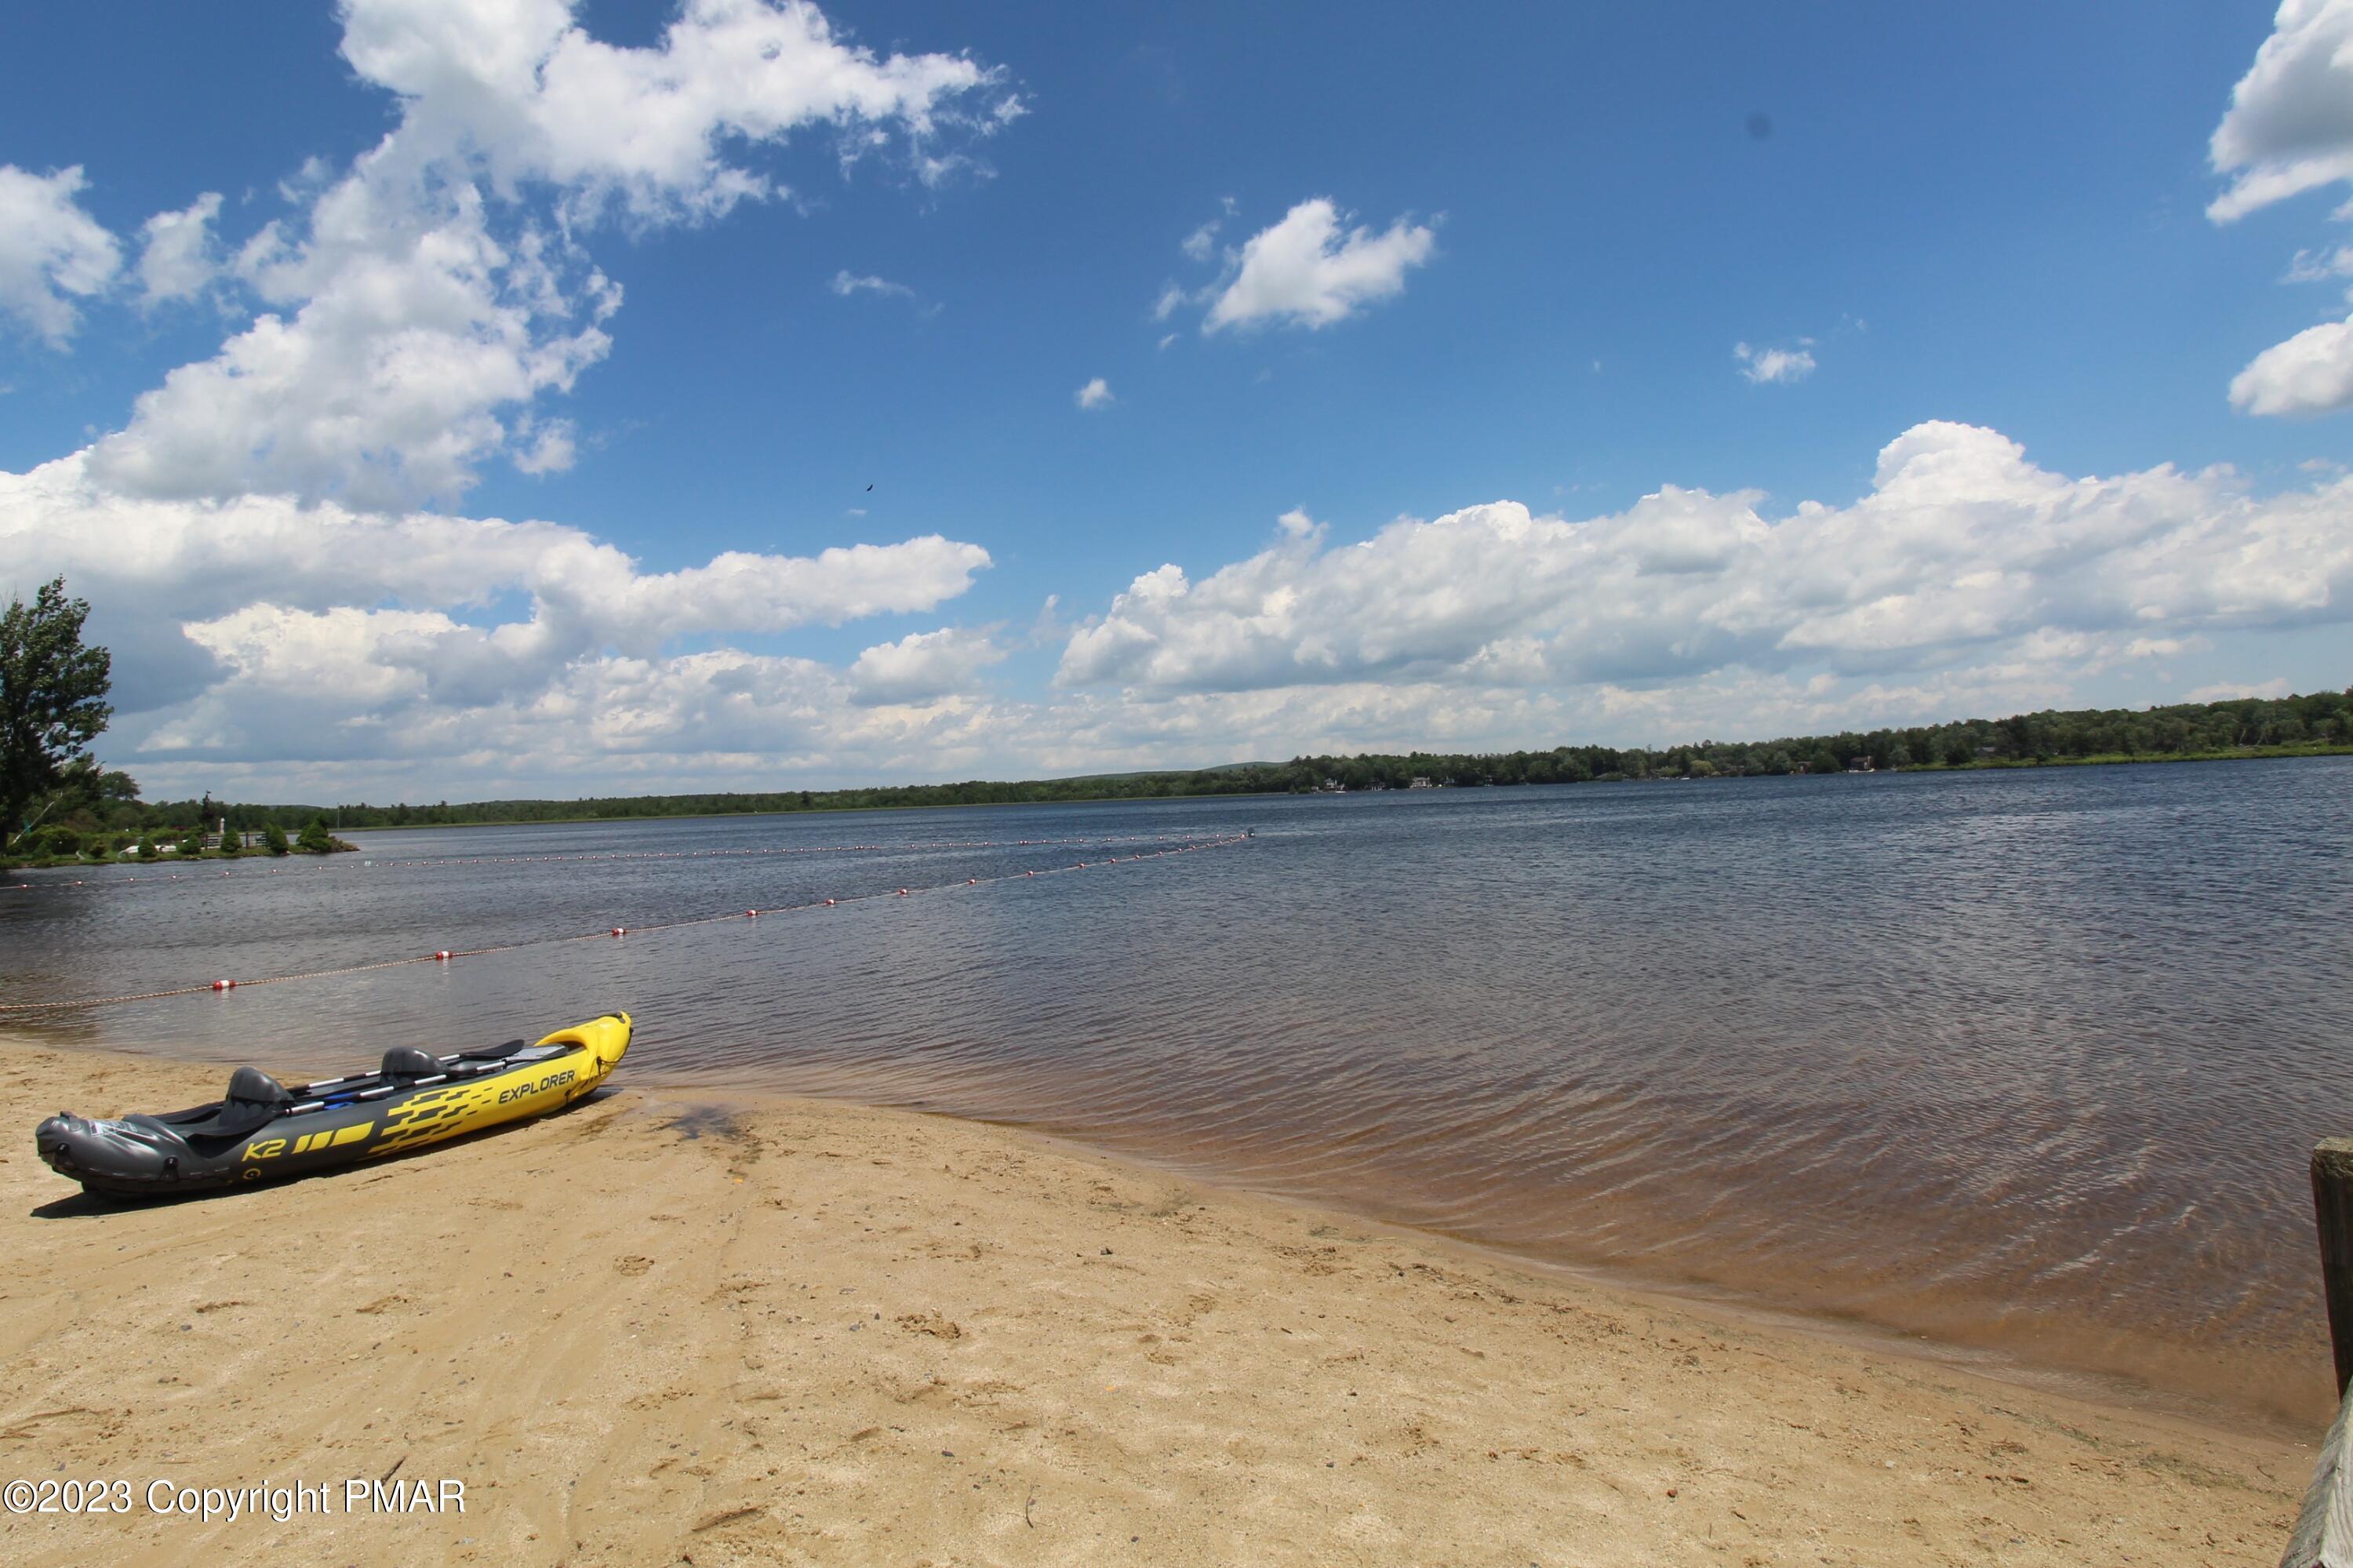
[35,1012,633,1198]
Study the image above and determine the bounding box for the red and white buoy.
[433,950,453,961]
[609,926,627,937]
[211,979,235,991]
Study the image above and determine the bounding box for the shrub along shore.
[5,817,355,870]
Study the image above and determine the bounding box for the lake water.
[6,758,2349,1432]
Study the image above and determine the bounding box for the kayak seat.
[125,1066,291,1144]
[381,1046,442,1081]
[227,1065,289,1108]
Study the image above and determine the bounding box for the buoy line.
[0,832,1249,1016]
[378,830,1214,869]
[0,866,307,893]
[0,831,1237,895]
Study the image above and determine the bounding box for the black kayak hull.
[35,1013,631,1199]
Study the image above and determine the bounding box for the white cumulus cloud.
[336,0,1013,224]
[136,191,224,307]
[1075,377,1113,409]
[510,413,578,475]
[1198,198,1435,333]
[2208,0,2353,224]
[1735,341,1816,384]
[2230,317,2353,414]
[0,448,991,744]
[848,626,1006,705]
[1057,421,2351,700]
[0,165,122,347]
[93,189,623,508]
[81,0,1013,510]
[138,637,1013,795]
[2211,0,2353,415]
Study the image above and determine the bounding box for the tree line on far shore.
[1283,685,2351,791]
[49,686,2353,841]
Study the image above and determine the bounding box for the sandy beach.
[0,1039,2308,1566]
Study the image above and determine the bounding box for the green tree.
[176,829,204,857]
[136,834,159,860]
[216,831,239,857]
[296,816,333,854]
[263,821,290,856]
[1,577,113,853]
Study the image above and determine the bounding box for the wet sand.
[0,1040,2310,1566]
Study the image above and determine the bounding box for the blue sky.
[1,2,2348,799]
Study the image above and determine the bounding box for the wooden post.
[2286,1143,2353,1567]
[2317,1141,2353,1400]
[2282,1383,2353,1568]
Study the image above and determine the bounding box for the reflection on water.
[6,759,2349,1431]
